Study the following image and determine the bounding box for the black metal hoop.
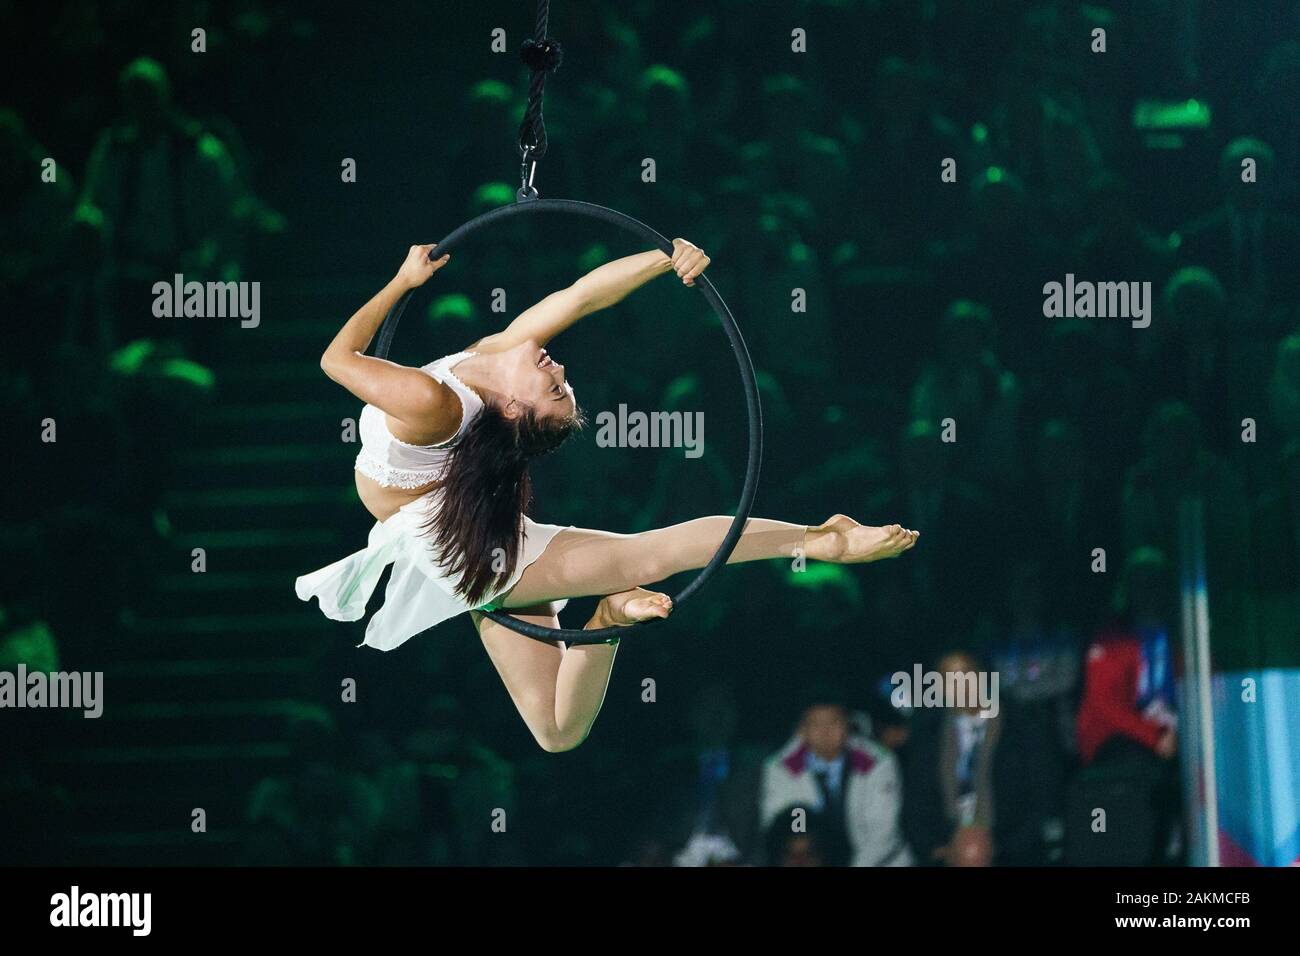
[370,198,762,645]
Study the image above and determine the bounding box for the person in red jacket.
[1076,547,1178,765]
[1076,632,1178,764]
[1075,547,1181,863]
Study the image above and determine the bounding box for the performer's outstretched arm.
[319,244,461,439]
[471,239,710,352]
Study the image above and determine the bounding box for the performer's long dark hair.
[424,401,584,606]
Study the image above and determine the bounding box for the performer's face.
[500,338,577,422]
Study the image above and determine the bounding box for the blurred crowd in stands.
[3,0,1298,865]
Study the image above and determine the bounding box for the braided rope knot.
[520,37,563,73]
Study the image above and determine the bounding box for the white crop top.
[354,351,485,489]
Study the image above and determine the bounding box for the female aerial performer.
[297,239,919,752]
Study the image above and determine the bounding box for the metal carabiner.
[517,144,539,202]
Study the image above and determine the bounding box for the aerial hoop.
[370,198,763,645]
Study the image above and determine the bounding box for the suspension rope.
[516,0,563,199]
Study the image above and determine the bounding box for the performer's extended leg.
[500,514,917,608]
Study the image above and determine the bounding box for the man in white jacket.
[760,699,913,867]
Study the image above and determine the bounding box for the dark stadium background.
[3,0,1297,866]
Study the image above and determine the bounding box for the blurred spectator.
[735,208,835,387]
[943,167,1067,366]
[1141,267,1234,448]
[0,109,80,363]
[618,835,674,868]
[0,605,73,865]
[673,831,743,867]
[244,706,384,866]
[988,560,1081,756]
[903,648,1064,866]
[1176,137,1300,310]
[760,693,912,867]
[887,417,997,623]
[1270,332,1300,444]
[1250,439,1300,654]
[945,822,996,868]
[1075,173,1175,287]
[989,15,1105,222]
[1028,319,1139,466]
[1074,547,1183,864]
[864,678,912,755]
[1251,41,1300,189]
[1076,548,1179,766]
[1025,417,1114,623]
[79,57,244,346]
[909,299,1022,493]
[1122,401,1253,602]
[634,66,700,212]
[763,806,838,868]
[398,693,518,866]
[860,57,965,259]
[657,683,764,864]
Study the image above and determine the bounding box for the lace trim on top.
[354,449,443,489]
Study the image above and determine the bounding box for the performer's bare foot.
[805,514,919,564]
[594,587,674,626]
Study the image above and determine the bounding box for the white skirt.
[295,494,570,651]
